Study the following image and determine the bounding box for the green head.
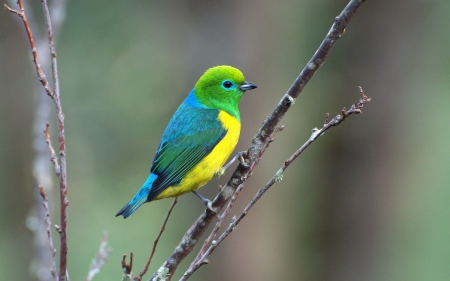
[194,65,257,120]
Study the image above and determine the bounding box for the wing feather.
[147,101,226,201]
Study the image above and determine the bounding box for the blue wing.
[149,92,226,200]
[116,91,226,218]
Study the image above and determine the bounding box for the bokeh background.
[1,0,449,280]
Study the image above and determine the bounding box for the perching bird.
[116,65,257,218]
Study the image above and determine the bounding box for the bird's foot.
[220,151,249,174]
[193,191,219,213]
[237,151,250,167]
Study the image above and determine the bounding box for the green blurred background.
[2,0,450,280]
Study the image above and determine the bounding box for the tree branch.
[5,0,69,280]
[181,87,372,278]
[188,126,285,270]
[38,185,58,281]
[4,1,53,97]
[17,0,69,279]
[149,0,367,280]
[121,253,134,281]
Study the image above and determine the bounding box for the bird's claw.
[206,201,219,214]
[238,151,250,168]
[193,191,218,213]
[221,151,249,173]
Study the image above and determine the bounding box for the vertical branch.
[5,0,69,280]
[26,0,67,278]
[39,185,58,281]
[40,1,69,280]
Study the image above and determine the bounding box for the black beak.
[239,81,257,91]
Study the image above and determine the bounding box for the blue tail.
[116,173,158,219]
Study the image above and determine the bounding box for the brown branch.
[20,0,68,278]
[6,0,69,280]
[39,185,58,281]
[149,0,366,279]
[85,232,112,281]
[182,87,372,278]
[136,198,178,281]
[122,253,134,275]
[4,2,53,97]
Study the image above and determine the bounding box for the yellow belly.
[155,110,241,199]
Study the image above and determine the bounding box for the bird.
[116,65,257,218]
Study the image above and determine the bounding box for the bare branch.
[137,198,178,281]
[123,253,133,275]
[6,0,69,279]
[149,1,367,279]
[85,232,112,281]
[38,185,58,281]
[19,0,68,278]
[4,2,54,97]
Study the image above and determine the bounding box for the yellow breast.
[155,110,241,199]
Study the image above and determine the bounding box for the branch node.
[285,94,295,105]
[4,4,22,16]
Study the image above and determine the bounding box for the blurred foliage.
[1,0,450,280]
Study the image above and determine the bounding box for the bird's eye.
[222,80,233,89]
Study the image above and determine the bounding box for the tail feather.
[115,196,147,218]
[116,173,158,219]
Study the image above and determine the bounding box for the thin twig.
[4,2,53,97]
[149,1,366,279]
[182,87,372,278]
[137,198,178,281]
[6,0,69,280]
[85,232,112,281]
[39,185,58,281]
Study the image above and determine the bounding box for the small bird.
[116,65,257,218]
